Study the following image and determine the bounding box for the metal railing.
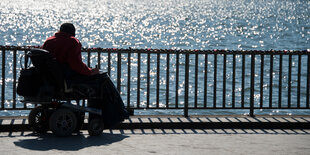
[0,46,309,116]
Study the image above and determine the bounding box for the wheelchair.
[17,48,106,136]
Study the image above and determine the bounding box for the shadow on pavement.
[111,128,310,135]
[13,133,129,151]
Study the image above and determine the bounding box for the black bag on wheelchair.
[17,67,42,97]
[17,48,64,98]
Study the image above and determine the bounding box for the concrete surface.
[1,115,310,154]
[1,129,310,155]
[1,115,310,132]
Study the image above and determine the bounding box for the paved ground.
[1,115,310,131]
[1,115,310,154]
[1,129,310,155]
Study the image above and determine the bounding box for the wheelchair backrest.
[26,48,54,70]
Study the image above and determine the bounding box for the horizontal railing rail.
[0,45,309,116]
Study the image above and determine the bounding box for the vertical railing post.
[288,54,292,108]
[223,54,226,108]
[260,54,264,109]
[127,52,131,109]
[297,54,301,108]
[23,49,29,109]
[175,53,179,108]
[204,53,208,108]
[232,54,236,108]
[194,53,198,108]
[278,55,283,108]
[108,51,111,76]
[241,54,245,108]
[269,54,273,108]
[97,51,101,69]
[213,53,217,108]
[184,53,189,117]
[117,51,121,92]
[166,52,170,108]
[156,52,160,108]
[13,50,17,109]
[307,54,310,108]
[87,49,91,67]
[250,54,255,117]
[137,52,141,109]
[146,52,150,108]
[1,49,5,109]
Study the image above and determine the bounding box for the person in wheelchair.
[42,23,99,76]
[39,23,129,132]
[41,23,101,98]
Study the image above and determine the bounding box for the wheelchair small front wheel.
[88,117,104,136]
[28,106,49,133]
[49,108,77,137]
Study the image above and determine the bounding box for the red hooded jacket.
[42,32,92,76]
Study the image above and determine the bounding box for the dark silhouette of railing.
[0,46,309,116]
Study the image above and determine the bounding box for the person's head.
[60,23,75,37]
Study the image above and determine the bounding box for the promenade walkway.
[1,115,310,154]
[1,115,310,131]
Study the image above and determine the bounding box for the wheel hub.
[61,120,68,127]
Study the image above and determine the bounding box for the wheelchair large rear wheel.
[49,108,77,136]
[28,106,49,133]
